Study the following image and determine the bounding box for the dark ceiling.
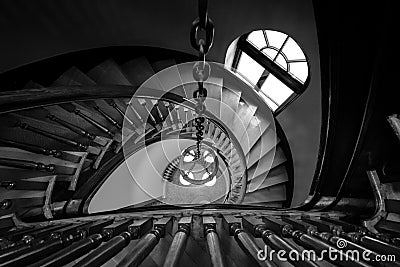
[0,0,318,72]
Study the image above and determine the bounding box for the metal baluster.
[163,217,191,267]
[203,216,226,267]
[164,102,177,130]
[93,105,122,129]
[140,101,159,130]
[154,103,164,122]
[108,101,136,128]
[0,157,54,172]
[47,114,109,149]
[47,114,96,140]
[183,108,190,130]
[128,103,145,124]
[17,121,88,151]
[174,105,183,128]
[0,138,80,163]
[117,217,172,267]
[73,109,115,138]
[0,138,63,159]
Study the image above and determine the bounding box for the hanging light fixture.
[178,0,219,187]
[178,143,218,186]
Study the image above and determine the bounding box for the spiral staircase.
[0,48,294,222]
[0,45,399,267]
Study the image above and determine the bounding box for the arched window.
[225,29,310,114]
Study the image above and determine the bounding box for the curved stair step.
[87,59,131,85]
[176,63,197,98]
[204,77,223,118]
[52,66,96,86]
[121,57,162,89]
[241,183,286,204]
[220,87,242,129]
[246,165,289,193]
[230,100,258,142]
[246,127,280,168]
[239,112,271,155]
[151,59,185,96]
[247,146,286,180]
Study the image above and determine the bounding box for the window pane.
[265,30,287,49]
[282,37,306,60]
[275,54,287,70]
[236,52,264,86]
[259,92,278,111]
[289,61,308,83]
[261,74,293,105]
[247,30,267,49]
[262,48,278,60]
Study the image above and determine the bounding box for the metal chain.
[191,0,214,159]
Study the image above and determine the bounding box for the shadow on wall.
[278,86,320,206]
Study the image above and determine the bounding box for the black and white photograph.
[0,0,398,266]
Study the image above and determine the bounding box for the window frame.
[231,32,311,115]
